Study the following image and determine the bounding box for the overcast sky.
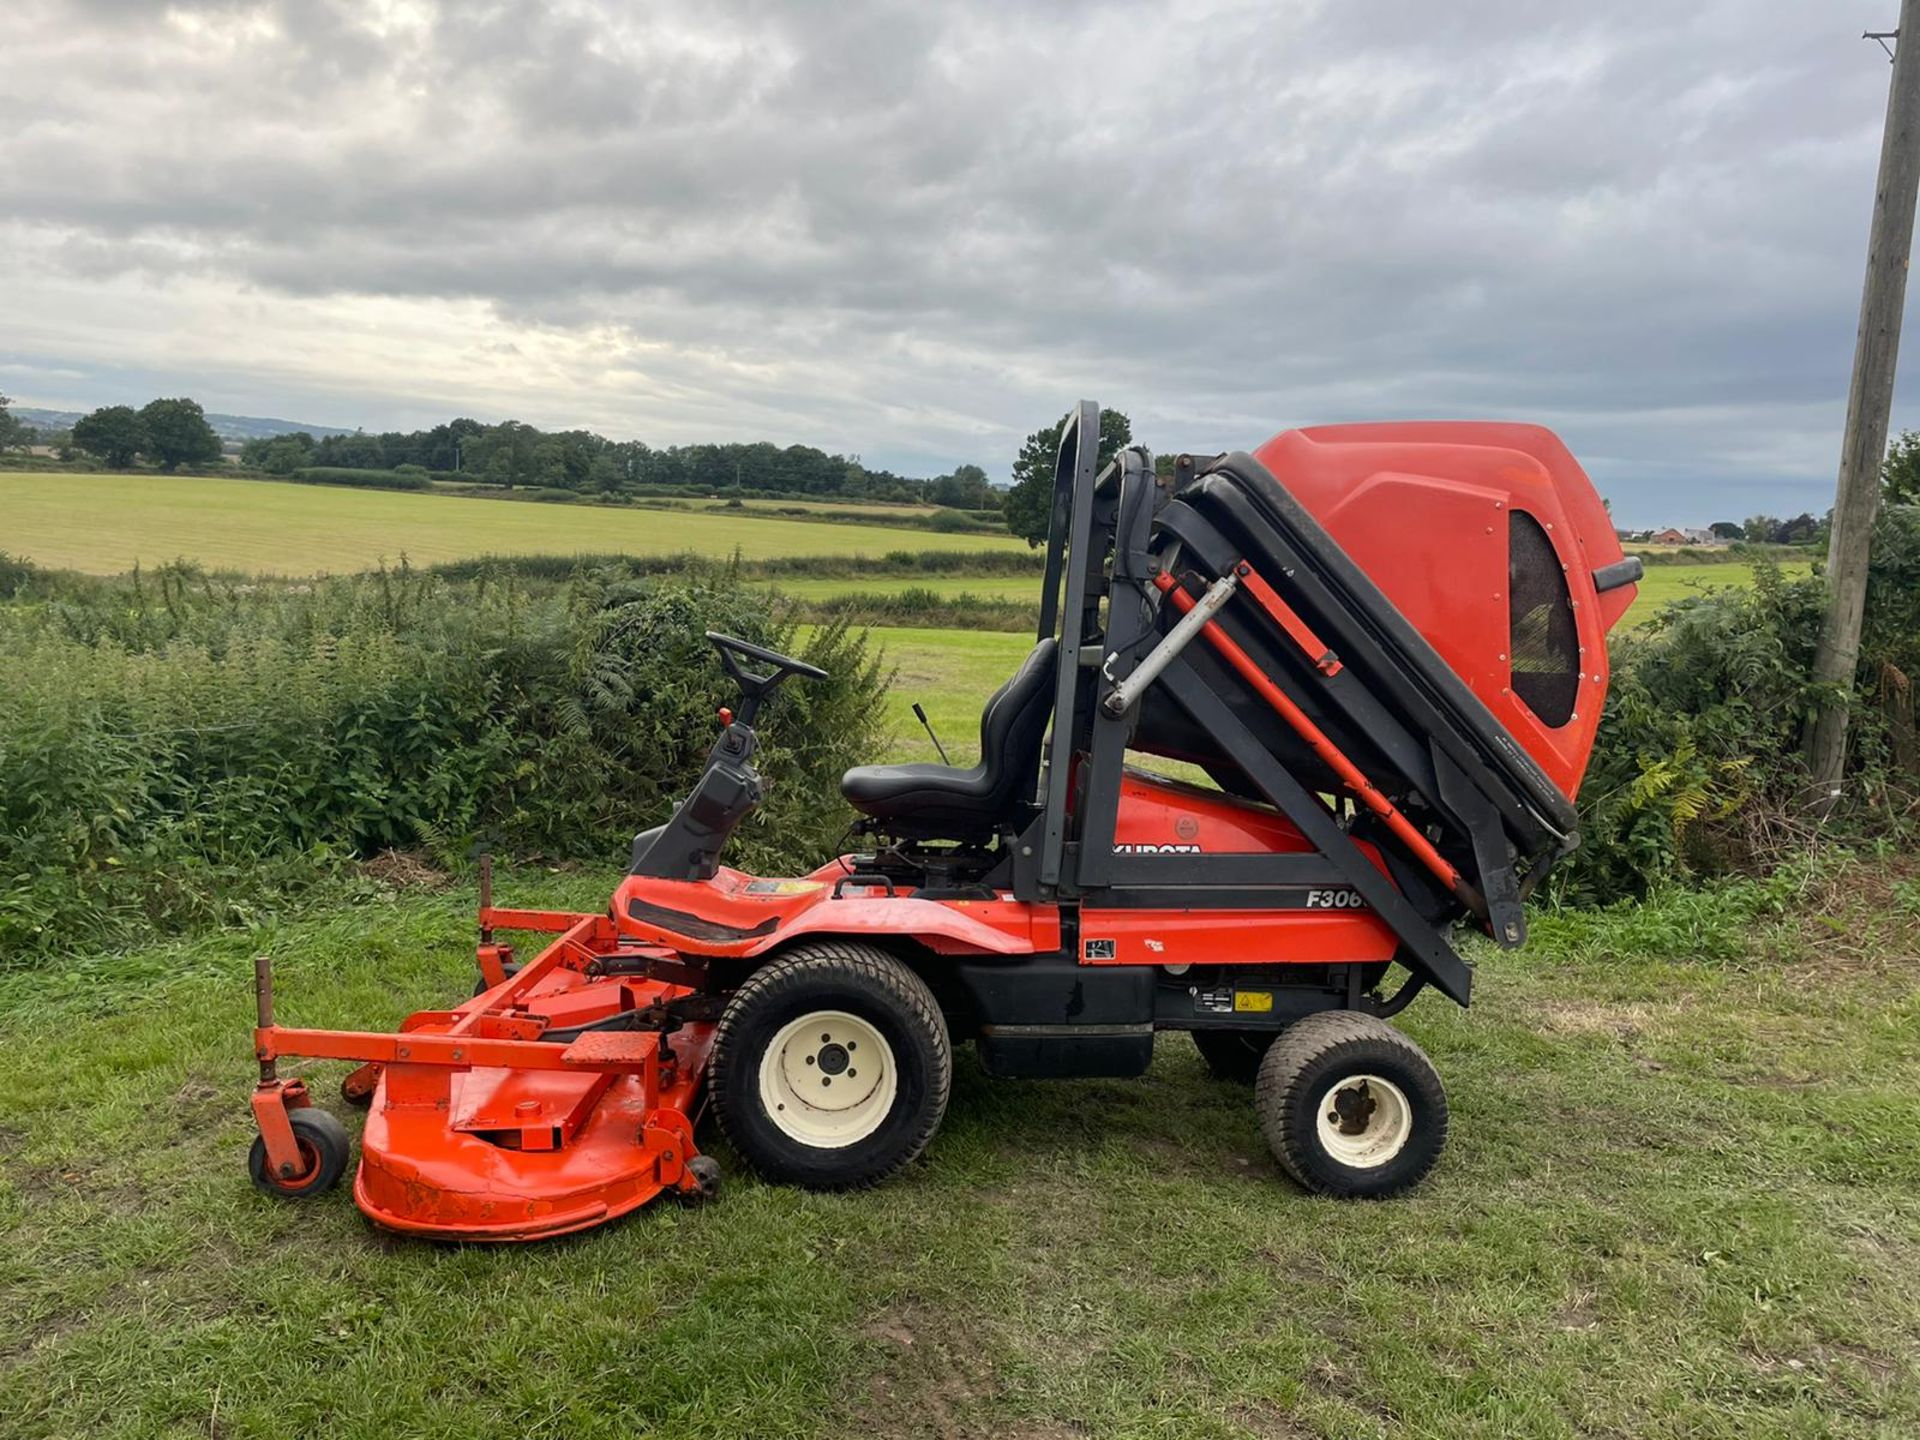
[2,1,1914,523]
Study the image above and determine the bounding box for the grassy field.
[860,625,1038,764]
[2,470,1804,640]
[1629,561,1810,620]
[0,868,1914,1438]
[0,472,1021,574]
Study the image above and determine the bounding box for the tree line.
[239,417,1007,511]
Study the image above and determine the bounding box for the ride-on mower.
[245,403,1639,1239]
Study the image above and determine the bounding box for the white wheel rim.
[757,1009,897,1149]
[1314,1073,1413,1169]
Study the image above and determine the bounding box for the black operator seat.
[840,638,1058,840]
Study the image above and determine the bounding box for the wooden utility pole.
[1806,3,1920,817]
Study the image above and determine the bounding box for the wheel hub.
[1314,1073,1412,1169]
[759,1010,896,1148]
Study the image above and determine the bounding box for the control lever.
[911,702,952,765]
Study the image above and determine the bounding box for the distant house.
[1649,527,1689,545]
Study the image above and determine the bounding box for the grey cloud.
[0,0,1908,520]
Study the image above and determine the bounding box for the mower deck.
[250,910,718,1241]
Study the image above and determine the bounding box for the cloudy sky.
[1,0,1913,523]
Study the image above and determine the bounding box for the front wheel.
[1254,1012,1447,1199]
[709,941,950,1189]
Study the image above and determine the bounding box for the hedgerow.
[0,559,884,964]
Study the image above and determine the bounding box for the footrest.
[559,1031,658,1067]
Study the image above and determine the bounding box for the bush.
[927,508,997,533]
[1559,512,1920,902]
[0,551,39,600]
[290,467,434,491]
[795,587,1034,632]
[0,564,885,965]
[1554,564,1823,903]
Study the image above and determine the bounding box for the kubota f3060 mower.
[245,403,1639,1239]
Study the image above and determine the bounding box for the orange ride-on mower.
[246,402,1639,1239]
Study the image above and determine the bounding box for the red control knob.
[718,707,734,726]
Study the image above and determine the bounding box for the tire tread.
[710,940,949,1188]
[1255,1010,1446,1195]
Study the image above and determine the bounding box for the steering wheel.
[706,632,828,725]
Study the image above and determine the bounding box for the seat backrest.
[977,638,1057,809]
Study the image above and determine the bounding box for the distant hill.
[13,407,356,442]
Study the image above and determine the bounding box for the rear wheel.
[710,941,950,1189]
[1190,1028,1279,1083]
[1254,1012,1447,1199]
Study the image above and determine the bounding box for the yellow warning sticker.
[742,879,824,897]
[1233,990,1274,1013]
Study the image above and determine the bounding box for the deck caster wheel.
[339,1063,381,1109]
[710,941,950,1190]
[247,1108,352,1200]
[1254,1012,1447,1199]
[472,962,521,997]
[680,1155,723,1203]
[1191,1028,1280,1083]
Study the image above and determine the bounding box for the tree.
[313,430,385,469]
[1003,409,1134,546]
[240,432,315,476]
[1883,427,1920,504]
[1775,512,1821,545]
[1709,521,1744,541]
[138,397,222,471]
[0,393,27,452]
[1743,514,1782,544]
[467,420,540,490]
[930,463,996,510]
[71,405,148,468]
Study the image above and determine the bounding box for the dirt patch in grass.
[1228,1403,1313,1439]
[1769,857,1920,985]
[1532,996,1672,1041]
[851,1302,1024,1439]
[1,1148,150,1214]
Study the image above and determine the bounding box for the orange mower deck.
[249,908,719,1240]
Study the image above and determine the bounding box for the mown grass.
[0,472,1022,575]
[1,867,1916,1438]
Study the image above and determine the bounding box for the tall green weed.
[0,559,884,964]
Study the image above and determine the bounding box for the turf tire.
[1254,1011,1447,1199]
[710,941,950,1189]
